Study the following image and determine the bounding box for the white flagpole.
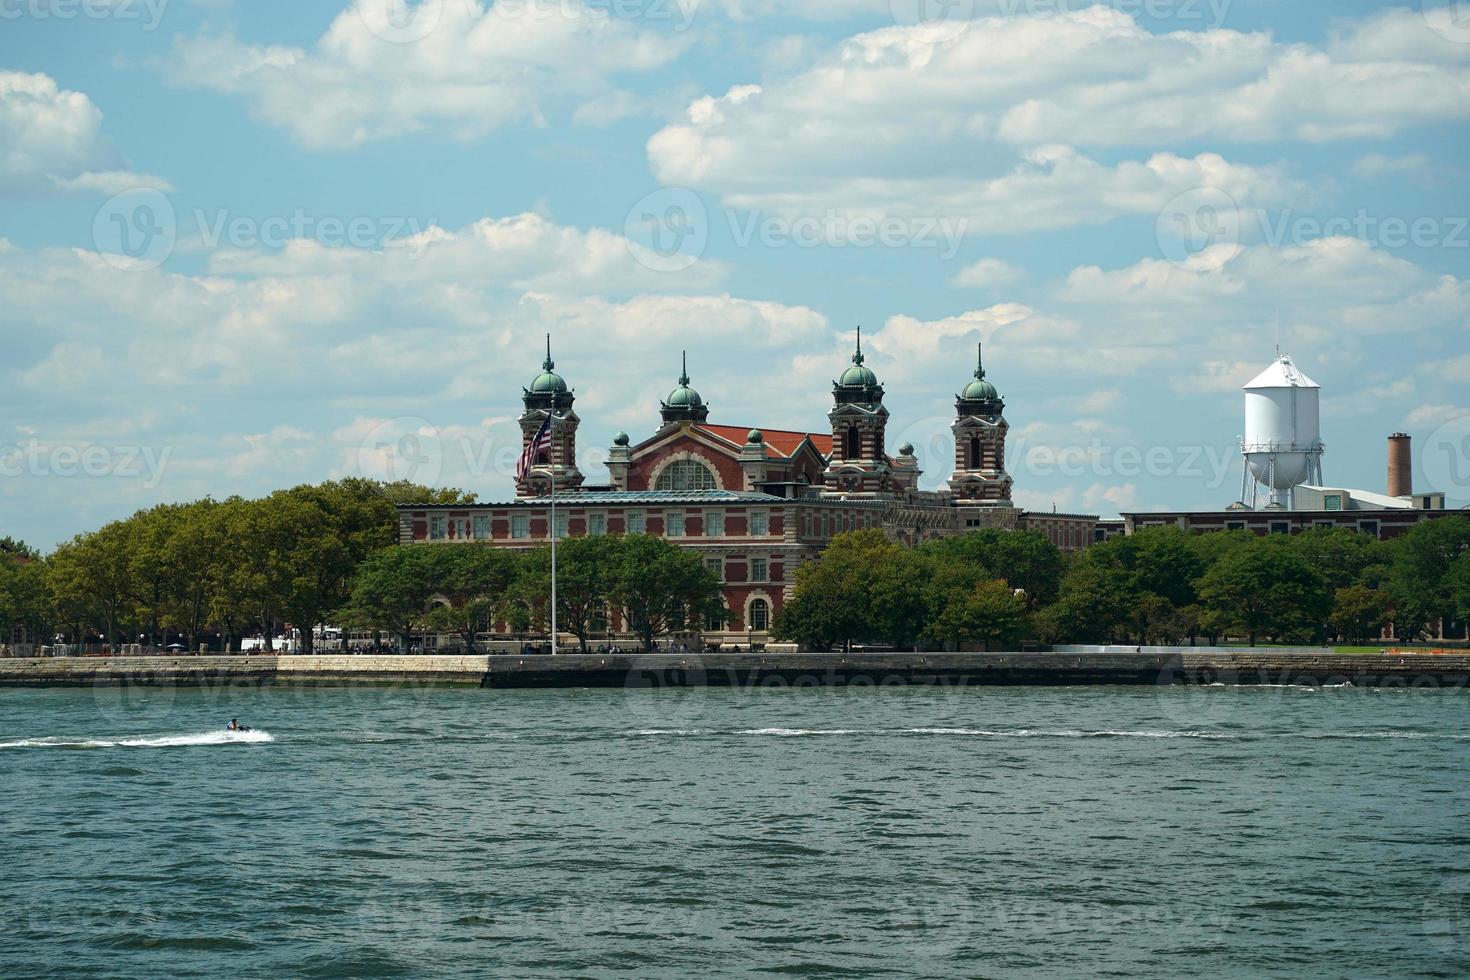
[548,413,558,655]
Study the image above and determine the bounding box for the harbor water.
[2,682,1468,978]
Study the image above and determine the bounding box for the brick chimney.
[1387,433,1412,498]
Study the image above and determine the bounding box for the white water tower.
[1240,354,1325,509]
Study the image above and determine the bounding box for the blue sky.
[2,0,1468,549]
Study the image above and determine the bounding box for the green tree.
[1293,526,1388,591]
[0,550,48,649]
[47,521,138,649]
[923,578,1027,651]
[1386,516,1470,640]
[428,545,522,653]
[1041,560,1134,644]
[770,592,840,652]
[1448,552,1470,626]
[1328,585,1393,645]
[1197,535,1331,645]
[919,529,1064,610]
[344,545,442,651]
[162,499,229,651]
[609,535,722,653]
[775,530,912,649]
[519,536,621,654]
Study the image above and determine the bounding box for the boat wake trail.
[0,730,274,750]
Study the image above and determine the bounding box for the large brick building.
[397,334,1096,647]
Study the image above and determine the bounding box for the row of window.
[705,598,770,632]
[426,509,773,541]
[704,556,771,583]
[802,511,875,538]
[1224,519,1382,537]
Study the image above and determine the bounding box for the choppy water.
[2,682,1468,978]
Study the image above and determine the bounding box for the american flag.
[515,415,554,483]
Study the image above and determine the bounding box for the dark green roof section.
[396,490,888,509]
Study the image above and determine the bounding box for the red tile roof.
[695,424,832,459]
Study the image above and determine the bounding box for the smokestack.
[1388,433,1412,498]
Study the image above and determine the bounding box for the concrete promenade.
[1,650,1468,689]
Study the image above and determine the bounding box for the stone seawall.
[0,655,490,688]
[2,651,1468,689]
[488,651,1470,688]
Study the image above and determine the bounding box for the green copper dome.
[961,377,998,400]
[959,342,1000,402]
[665,350,703,406]
[660,351,711,423]
[528,335,568,394]
[530,369,567,393]
[665,383,704,407]
[835,326,880,389]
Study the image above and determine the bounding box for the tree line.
[5,493,1467,654]
[0,480,470,654]
[0,482,723,655]
[344,535,722,654]
[773,518,1470,650]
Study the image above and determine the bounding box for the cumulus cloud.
[951,258,1027,289]
[0,71,171,195]
[204,211,728,295]
[161,0,686,149]
[645,7,1467,230]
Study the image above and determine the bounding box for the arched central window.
[749,598,770,632]
[969,436,982,470]
[656,459,717,491]
[845,425,861,460]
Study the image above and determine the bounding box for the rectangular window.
[626,512,646,535]
[588,513,606,536]
[705,557,723,581]
[705,511,724,537]
[667,512,686,538]
[1270,522,1290,535]
[705,607,726,631]
[473,515,490,540]
[511,514,529,540]
[1359,520,1380,538]
[1315,520,1335,530]
[554,513,569,539]
[1324,494,1342,511]
[750,557,768,582]
[749,510,769,536]
[1226,521,1246,532]
[429,514,446,541]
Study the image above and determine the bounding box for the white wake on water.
[0,730,274,750]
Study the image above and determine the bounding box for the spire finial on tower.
[975,341,986,380]
[543,333,554,372]
[853,325,864,365]
[678,350,690,387]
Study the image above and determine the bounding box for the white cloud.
[205,211,727,295]
[0,71,170,195]
[1349,153,1432,181]
[162,0,686,149]
[1405,404,1470,427]
[1062,238,1469,337]
[951,258,1026,289]
[645,8,1467,230]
